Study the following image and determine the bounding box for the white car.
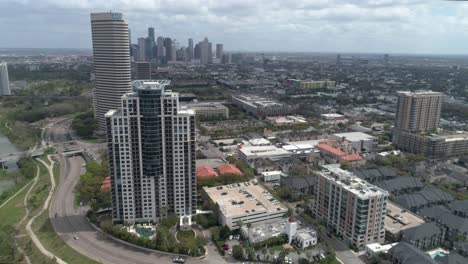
[73,235,79,240]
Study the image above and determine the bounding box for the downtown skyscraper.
[90,12,132,131]
[105,80,197,225]
[0,62,11,96]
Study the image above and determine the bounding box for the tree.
[220,226,231,240]
[276,186,292,200]
[210,226,221,241]
[306,250,315,262]
[72,111,97,138]
[340,162,352,170]
[155,226,170,252]
[261,247,267,261]
[246,246,255,261]
[232,245,244,260]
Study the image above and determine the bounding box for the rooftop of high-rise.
[131,79,171,90]
[319,165,389,199]
[397,90,444,96]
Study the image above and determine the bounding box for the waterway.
[0,132,19,195]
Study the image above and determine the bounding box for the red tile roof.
[101,176,111,192]
[316,144,363,162]
[342,153,363,162]
[317,143,347,156]
[217,163,243,175]
[196,166,218,179]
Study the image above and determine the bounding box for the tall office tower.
[394,91,444,133]
[148,27,155,43]
[0,62,11,96]
[105,80,197,225]
[156,37,164,61]
[145,37,153,61]
[188,38,194,61]
[314,167,388,250]
[200,37,212,64]
[171,43,176,62]
[194,44,201,60]
[215,44,223,59]
[137,37,147,62]
[90,12,132,131]
[336,54,341,66]
[128,29,132,46]
[163,38,173,63]
[222,53,231,64]
[135,62,151,80]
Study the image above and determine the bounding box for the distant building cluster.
[285,79,335,89]
[131,28,227,65]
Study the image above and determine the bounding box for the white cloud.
[0,0,468,53]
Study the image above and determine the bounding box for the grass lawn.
[177,230,196,244]
[269,245,284,252]
[74,192,81,208]
[31,158,101,264]
[0,181,29,229]
[81,138,103,144]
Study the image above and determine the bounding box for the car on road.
[223,244,229,250]
[172,256,186,263]
[73,235,79,240]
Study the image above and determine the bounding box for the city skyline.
[2,1,468,54]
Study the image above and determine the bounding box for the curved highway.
[46,118,228,264]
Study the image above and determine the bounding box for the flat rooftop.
[185,103,228,110]
[239,145,291,158]
[320,166,389,199]
[397,90,444,96]
[334,132,375,142]
[385,201,425,236]
[203,182,288,218]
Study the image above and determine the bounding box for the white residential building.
[314,166,389,250]
[202,182,288,229]
[105,80,196,225]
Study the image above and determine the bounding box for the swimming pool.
[135,227,154,238]
[430,252,446,259]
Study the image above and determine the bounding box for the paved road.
[50,155,233,264]
[44,117,232,264]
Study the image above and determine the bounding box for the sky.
[1,0,468,54]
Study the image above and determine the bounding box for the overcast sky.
[1,0,468,54]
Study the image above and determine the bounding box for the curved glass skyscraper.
[91,12,132,131]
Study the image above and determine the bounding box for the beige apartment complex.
[394,91,444,132]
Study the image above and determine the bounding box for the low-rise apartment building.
[202,181,288,229]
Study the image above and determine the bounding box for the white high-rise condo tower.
[0,62,11,96]
[90,12,132,132]
[105,80,197,225]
